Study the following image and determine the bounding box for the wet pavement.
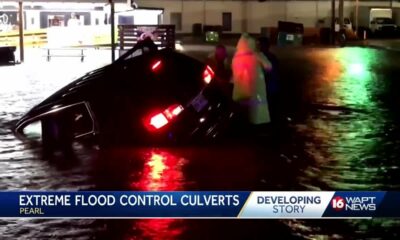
[358,39,400,52]
[1,46,400,239]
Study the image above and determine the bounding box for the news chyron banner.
[0,191,399,218]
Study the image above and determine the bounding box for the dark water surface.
[1,47,400,239]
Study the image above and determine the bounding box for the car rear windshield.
[151,50,205,102]
[124,49,205,104]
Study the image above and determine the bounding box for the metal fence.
[118,25,175,50]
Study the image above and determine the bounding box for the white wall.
[136,0,183,30]
[314,1,354,25]
[182,1,203,33]
[4,0,400,33]
[137,0,246,33]
[246,1,286,33]
[25,10,40,29]
[90,10,104,26]
[204,1,243,32]
[287,2,317,27]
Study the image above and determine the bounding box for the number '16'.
[332,197,345,209]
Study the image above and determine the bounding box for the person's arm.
[256,52,272,71]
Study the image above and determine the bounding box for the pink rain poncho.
[232,33,272,125]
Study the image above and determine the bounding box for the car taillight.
[150,113,169,129]
[163,104,184,119]
[152,60,162,71]
[203,65,214,84]
[145,104,184,131]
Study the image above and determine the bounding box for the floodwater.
[1,47,400,239]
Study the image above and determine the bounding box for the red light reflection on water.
[131,149,186,191]
[133,218,184,240]
[128,149,187,240]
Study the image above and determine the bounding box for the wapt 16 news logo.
[331,196,377,211]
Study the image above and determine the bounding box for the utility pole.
[18,1,24,62]
[109,0,115,62]
[331,0,335,44]
[242,1,247,32]
[338,0,344,31]
[203,0,206,26]
[355,0,359,36]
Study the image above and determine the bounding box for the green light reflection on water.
[286,48,399,239]
[299,47,386,191]
[333,47,378,108]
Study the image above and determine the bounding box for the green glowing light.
[349,63,365,75]
[333,47,377,106]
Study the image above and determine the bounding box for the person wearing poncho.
[232,33,272,125]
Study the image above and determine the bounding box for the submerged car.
[13,40,235,152]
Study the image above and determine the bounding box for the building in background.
[0,1,164,46]
[0,1,398,33]
[0,0,398,47]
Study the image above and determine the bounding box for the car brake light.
[146,104,184,131]
[164,104,184,119]
[152,60,162,71]
[150,113,169,129]
[203,65,214,84]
